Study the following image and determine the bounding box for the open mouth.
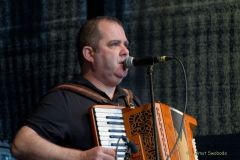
[119,60,124,64]
[119,61,128,70]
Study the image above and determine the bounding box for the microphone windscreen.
[123,56,134,68]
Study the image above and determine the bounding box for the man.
[11,16,141,160]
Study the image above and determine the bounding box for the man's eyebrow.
[107,40,129,47]
[107,40,121,45]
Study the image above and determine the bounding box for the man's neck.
[83,73,116,99]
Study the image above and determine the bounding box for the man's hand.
[80,146,116,160]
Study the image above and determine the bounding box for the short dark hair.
[76,16,124,67]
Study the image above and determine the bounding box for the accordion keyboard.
[93,107,127,160]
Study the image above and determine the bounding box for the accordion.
[89,102,198,160]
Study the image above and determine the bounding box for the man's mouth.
[119,60,124,64]
[119,59,128,69]
[119,61,128,70]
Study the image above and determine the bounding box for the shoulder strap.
[50,83,136,107]
[50,83,114,104]
[50,83,135,107]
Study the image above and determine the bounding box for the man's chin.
[108,78,123,87]
[116,73,127,80]
[112,75,126,85]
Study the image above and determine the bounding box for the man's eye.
[110,42,119,46]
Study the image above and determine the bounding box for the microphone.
[123,56,174,68]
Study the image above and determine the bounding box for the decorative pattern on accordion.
[123,105,156,160]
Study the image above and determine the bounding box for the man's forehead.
[98,19,121,26]
[98,20,127,40]
[98,20,123,32]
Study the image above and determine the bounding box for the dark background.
[0,0,240,159]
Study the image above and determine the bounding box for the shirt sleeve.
[26,90,70,145]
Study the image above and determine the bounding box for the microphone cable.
[115,136,138,160]
[165,56,188,160]
[115,136,129,160]
[115,136,122,160]
[122,136,131,160]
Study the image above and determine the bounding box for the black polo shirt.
[26,75,141,150]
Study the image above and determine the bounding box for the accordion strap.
[50,83,134,107]
[122,88,135,108]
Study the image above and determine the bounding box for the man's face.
[91,20,129,87]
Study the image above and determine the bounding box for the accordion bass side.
[89,102,198,160]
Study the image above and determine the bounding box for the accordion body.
[89,102,198,160]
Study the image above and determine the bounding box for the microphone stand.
[147,65,160,160]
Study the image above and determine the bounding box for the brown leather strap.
[50,83,134,107]
[122,88,135,108]
[50,83,113,104]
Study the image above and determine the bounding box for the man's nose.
[120,44,129,56]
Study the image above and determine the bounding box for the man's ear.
[82,46,94,63]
